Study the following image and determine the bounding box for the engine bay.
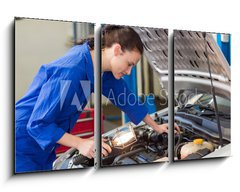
[101,111,230,165]
[173,112,230,160]
[53,110,230,169]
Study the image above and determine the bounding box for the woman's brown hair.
[76,25,143,54]
[102,25,143,54]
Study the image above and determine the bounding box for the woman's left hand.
[154,123,180,134]
[143,114,180,134]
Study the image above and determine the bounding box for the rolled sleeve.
[27,122,65,151]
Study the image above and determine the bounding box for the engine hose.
[182,137,192,142]
[175,134,183,147]
[72,154,92,166]
[130,143,146,151]
[111,147,146,165]
[66,148,78,159]
[174,142,187,160]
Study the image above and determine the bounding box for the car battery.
[56,108,104,155]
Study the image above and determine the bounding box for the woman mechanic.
[15,25,179,172]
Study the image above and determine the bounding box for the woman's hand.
[143,114,180,134]
[57,133,95,159]
[154,123,180,134]
[102,138,112,157]
[76,137,112,159]
[76,138,95,159]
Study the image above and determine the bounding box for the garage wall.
[15,19,73,101]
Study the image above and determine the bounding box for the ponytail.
[75,36,94,50]
[75,25,143,54]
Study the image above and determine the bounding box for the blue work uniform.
[15,42,148,173]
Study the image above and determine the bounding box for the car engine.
[173,112,230,160]
[53,112,169,169]
[53,110,230,169]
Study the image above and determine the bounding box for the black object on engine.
[72,154,94,167]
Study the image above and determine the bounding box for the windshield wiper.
[179,104,230,119]
[199,111,230,119]
[181,103,214,111]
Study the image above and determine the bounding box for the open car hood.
[173,30,230,99]
[133,27,168,92]
[134,28,231,100]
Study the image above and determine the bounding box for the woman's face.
[110,47,141,80]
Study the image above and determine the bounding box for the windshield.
[185,93,230,115]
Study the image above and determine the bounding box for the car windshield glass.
[186,94,230,115]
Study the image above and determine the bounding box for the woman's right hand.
[76,138,95,159]
[76,137,112,159]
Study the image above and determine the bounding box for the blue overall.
[15,42,148,173]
